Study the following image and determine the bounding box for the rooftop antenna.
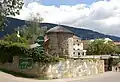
[58,22,61,26]
[56,21,60,26]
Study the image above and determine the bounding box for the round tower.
[46,25,74,57]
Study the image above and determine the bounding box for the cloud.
[14,0,120,37]
[23,0,43,6]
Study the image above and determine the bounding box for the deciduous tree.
[86,38,118,55]
[19,13,47,44]
[0,0,24,30]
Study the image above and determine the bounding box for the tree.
[112,58,120,66]
[86,38,118,55]
[19,13,47,44]
[3,33,28,44]
[0,0,24,30]
[115,45,120,54]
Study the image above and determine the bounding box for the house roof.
[46,25,73,34]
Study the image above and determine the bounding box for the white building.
[68,35,86,58]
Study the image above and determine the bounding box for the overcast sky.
[14,0,120,37]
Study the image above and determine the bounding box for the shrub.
[0,40,60,64]
[0,40,29,63]
[27,47,60,63]
[4,33,28,44]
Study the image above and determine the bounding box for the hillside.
[0,17,120,41]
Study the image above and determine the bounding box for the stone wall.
[0,56,104,78]
[47,32,73,56]
[46,59,104,78]
[112,66,120,72]
[0,56,41,77]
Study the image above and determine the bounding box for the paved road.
[69,72,120,82]
[0,71,120,82]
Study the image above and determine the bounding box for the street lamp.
[17,27,20,42]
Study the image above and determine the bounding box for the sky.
[24,0,104,6]
[14,0,120,37]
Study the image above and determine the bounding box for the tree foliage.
[27,47,60,63]
[112,58,120,66]
[0,40,59,64]
[0,0,24,30]
[19,14,47,44]
[86,39,119,55]
[0,40,28,63]
[3,33,28,44]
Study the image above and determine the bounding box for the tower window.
[73,52,75,54]
[78,52,80,55]
[78,44,79,46]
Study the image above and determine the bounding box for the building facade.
[45,25,86,58]
[68,36,86,58]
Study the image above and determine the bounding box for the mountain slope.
[0,17,120,41]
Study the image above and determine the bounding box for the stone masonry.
[46,59,104,79]
[0,56,104,79]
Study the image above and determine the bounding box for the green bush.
[9,43,28,56]
[112,58,120,66]
[4,33,28,44]
[0,40,29,63]
[27,47,60,63]
[0,40,60,64]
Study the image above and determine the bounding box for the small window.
[77,40,78,42]
[73,52,75,54]
[73,44,75,45]
[78,44,79,46]
[78,49,80,50]
[73,48,75,50]
[78,52,80,55]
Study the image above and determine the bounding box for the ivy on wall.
[0,40,28,63]
[0,40,60,64]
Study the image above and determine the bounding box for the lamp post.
[17,27,20,42]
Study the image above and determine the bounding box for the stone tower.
[45,25,74,57]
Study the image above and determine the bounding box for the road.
[0,71,120,82]
[69,72,120,82]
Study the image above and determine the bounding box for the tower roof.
[46,25,73,34]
